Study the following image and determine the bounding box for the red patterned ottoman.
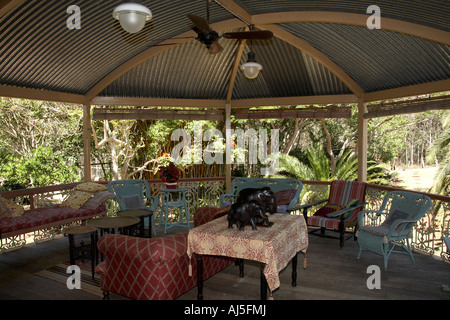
[95,206,234,300]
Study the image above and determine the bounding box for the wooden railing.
[1,177,449,261]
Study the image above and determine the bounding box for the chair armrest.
[358,209,388,226]
[292,198,327,211]
[326,202,366,218]
[387,219,417,237]
[219,193,236,207]
[145,195,159,211]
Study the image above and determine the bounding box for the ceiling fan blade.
[208,41,223,54]
[222,30,273,40]
[187,14,211,32]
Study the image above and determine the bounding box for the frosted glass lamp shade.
[113,3,152,34]
[241,62,263,79]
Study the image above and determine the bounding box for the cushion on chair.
[194,206,228,227]
[384,209,410,225]
[359,209,412,243]
[342,199,360,219]
[122,194,143,209]
[314,204,346,217]
[274,189,296,205]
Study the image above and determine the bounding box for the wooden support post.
[357,99,368,182]
[82,104,92,182]
[225,103,232,194]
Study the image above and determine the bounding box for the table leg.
[90,231,96,279]
[197,255,204,300]
[260,263,267,300]
[148,214,152,238]
[239,259,244,278]
[292,252,298,287]
[68,234,76,266]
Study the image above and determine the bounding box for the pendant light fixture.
[112,1,152,34]
[240,36,263,79]
[241,50,263,79]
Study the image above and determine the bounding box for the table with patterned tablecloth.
[187,213,308,299]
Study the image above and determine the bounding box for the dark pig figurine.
[227,200,265,230]
[236,187,277,215]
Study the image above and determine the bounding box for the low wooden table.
[64,225,97,279]
[117,209,153,238]
[87,216,140,235]
[187,213,308,300]
[87,216,140,264]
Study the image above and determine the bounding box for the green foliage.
[427,111,450,196]
[277,146,390,184]
[0,146,80,190]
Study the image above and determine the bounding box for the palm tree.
[275,146,390,203]
[427,111,449,196]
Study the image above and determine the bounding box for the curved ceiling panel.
[0,0,448,105]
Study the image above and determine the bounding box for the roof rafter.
[253,11,450,46]
[260,24,365,98]
[213,0,252,26]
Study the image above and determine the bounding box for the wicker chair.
[108,179,159,236]
[357,190,432,269]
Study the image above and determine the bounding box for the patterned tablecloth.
[187,213,308,292]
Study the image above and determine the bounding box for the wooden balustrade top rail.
[0,177,447,204]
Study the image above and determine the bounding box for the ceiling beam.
[90,96,226,108]
[0,0,24,19]
[213,0,252,25]
[92,107,223,121]
[91,94,358,108]
[253,11,450,46]
[230,94,359,108]
[226,38,247,104]
[364,79,450,102]
[235,106,352,119]
[365,95,450,118]
[261,24,365,98]
[0,85,88,105]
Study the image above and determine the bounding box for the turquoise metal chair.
[108,179,159,236]
[357,190,432,269]
[219,178,303,213]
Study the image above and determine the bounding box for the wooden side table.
[160,187,190,233]
[64,225,97,279]
[117,209,153,238]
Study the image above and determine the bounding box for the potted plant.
[158,153,181,189]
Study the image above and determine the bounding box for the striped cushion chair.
[303,180,367,246]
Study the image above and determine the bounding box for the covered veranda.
[0,0,449,301]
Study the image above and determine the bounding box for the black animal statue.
[236,187,277,215]
[227,200,265,230]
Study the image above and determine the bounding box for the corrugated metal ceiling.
[0,0,448,106]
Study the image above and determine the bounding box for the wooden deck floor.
[0,226,449,300]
